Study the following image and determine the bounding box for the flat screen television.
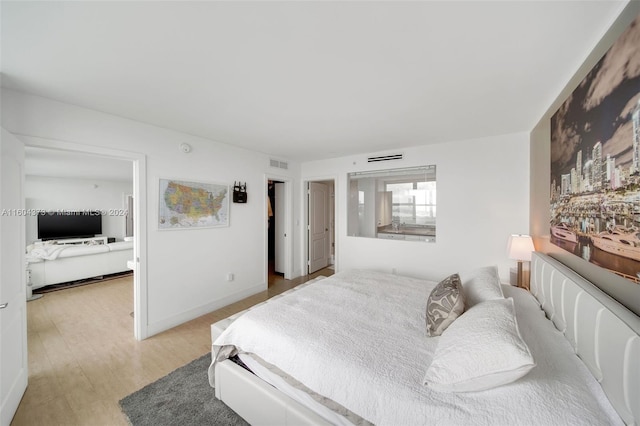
[37,211,102,241]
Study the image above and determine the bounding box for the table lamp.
[507,234,535,288]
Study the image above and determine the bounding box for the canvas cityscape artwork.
[550,14,640,283]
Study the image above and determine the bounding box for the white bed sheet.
[213,270,622,426]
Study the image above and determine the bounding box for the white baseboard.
[292,268,303,280]
[145,282,266,338]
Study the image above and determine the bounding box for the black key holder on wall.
[233,182,247,203]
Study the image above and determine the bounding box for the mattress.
[212,270,623,425]
[237,352,367,426]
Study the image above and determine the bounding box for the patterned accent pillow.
[426,274,465,337]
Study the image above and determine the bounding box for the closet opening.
[268,180,285,286]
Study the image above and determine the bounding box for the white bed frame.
[530,252,639,425]
[211,253,640,425]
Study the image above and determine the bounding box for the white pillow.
[460,265,503,307]
[423,297,535,392]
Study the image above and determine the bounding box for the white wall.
[2,88,303,336]
[25,175,132,244]
[302,132,530,282]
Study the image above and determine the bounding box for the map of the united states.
[159,180,228,228]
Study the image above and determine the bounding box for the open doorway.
[307,179,336,274]
[22,139,147,340]
[265,175,293,287]
[24,147,136,326]
[268,180,285,286]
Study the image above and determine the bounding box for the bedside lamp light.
[507,234,535,288]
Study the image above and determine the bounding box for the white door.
[308,182,329,273]
[274,183,286,274]
[0,129,27,426]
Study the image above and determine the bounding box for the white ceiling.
[24,147,133,182]
[1,1,628,164]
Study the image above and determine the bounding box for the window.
[347,165,436,242]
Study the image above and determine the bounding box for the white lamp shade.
[507,234,535,261]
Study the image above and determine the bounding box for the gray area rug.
[119,353,248,426]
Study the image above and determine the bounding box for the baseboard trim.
[145,282,266,338]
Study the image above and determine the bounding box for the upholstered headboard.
[531,252,640,425]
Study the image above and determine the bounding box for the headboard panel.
[531,252,640,425]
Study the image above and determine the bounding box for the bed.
[208,252,640,425]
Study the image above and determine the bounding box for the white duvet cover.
[212,270,622,426]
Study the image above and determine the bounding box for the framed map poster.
[158,178,229,230]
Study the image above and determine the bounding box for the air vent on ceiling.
[270,159,289,170]
[367,153,404,163]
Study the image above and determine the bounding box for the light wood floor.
[12,267,334,426]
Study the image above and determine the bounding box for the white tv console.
[43,236,108,245]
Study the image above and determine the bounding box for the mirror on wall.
[347,165,436,242]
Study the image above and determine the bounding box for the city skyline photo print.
[550,13,640,283]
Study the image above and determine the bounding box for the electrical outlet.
[226,273,234,282]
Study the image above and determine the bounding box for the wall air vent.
[367,153,404,163]
[270,159,289,170]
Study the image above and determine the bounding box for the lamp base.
[514,261,530,290]
[510,267,518,286]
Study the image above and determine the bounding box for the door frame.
[1,128,28,426]
[17,135,149,340]
[264,174,293,281]
[303,176,338,275]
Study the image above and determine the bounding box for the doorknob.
[0,302,8,309]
